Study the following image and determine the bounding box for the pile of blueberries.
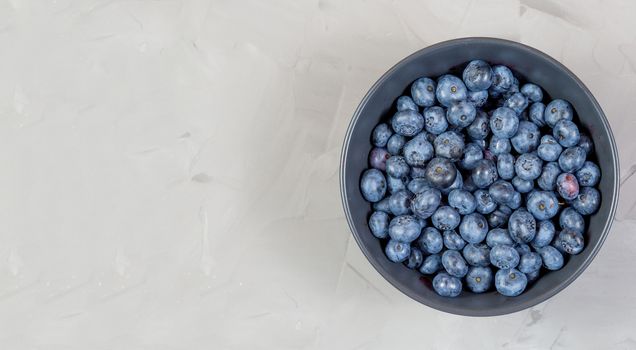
[360,60,601,297]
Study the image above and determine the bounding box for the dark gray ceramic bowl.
[340,38,619,316]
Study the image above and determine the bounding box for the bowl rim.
[339,37,620,316]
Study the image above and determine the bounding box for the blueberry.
[392,110,425,137]
[521,83,543,102]
[411,77,436,107]
[436,75,468,107]
[466,266,493,293]
[411,187,442,219]
[360,169,387,202]
[578,133,594,156]
[388,215,421,243]
[405,248,424,269]
[386,155,410,178]
[512,176,533,193]
[511,121,540,154]
[515,153,543,180]
[459,212,489,244]
[433,272,462,297]
[443,230,466,250]
[425,157,458,189]
[489,65,514,94]
[397,95,418,112]
[489,136,512,155]
[373,197,391,213]
[490,107,519,138]
[553,120,580,149]
[489,180,516,205]
[571,187,601,215]
[559,208,583,235]
[369,147,390,171]
[420,254,442,274]
[407,177,431,194]
[423,106,448,135]
[558,146,586,173]
[467,111,490,140]
[475,189,497,214]
[387,134,406,155]
[544,99,574,127]
[472,159,498,188]
[504,92,529,115]
[446,101,476,128]
[538,246,564,270]
[495,268,527,296]
[514,243,531,256]
[432,206,461,231]
[463,243,491,267]
[508,191,522,210]
[554,228,585,255]
[528,102,546,126]
[508,208,537,243]
[388,190,413,215]
[490,245,520,269]
[447,188,477,215]
[468,90,489,107]
[369,211,390,239]
[488,204,513,228]
[537,162,561,191]
[486,228,514,247]
[497,153,515,180]
[387,175,407,194]
[418,227,443,254]
[385,239,411,263]
[518,252,542,274]
[531,220,556,249]
[433,131,465,160]
[442,250,469,278]
[460,143,484,170]
[527,191,559,220]
[556,173,579,201]
[576,161,601,187]
[537,135,563,162]
[403,134,434,167]
[372,123,392,147]
[463,60,493,91]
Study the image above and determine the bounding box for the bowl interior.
[340,38,619,316]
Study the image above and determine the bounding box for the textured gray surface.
[1,0,636,348]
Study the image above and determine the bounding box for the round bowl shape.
[339,38,619,316]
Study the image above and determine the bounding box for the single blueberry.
[490,244,520,269]
[544,99,574,127]
[490,107,519,138]
[488,204,513,228]
[558,146,586,173]
[463,243,491,267]
[508,208,537,243]
[486,228,514,247]
[386,134,406,155]
[497,153,515,180]
[448,189,478,215]
[537,135,563,162]
[442,250,469,278]
[508,191,522,210]
[528,102,546,127]
[518,252,542,274]
[385,239,411,263]
[467,111,490,140]
[373,197,391,213]
[521,83,543,102]
[447,101,476,128]
[527,191,559,220]
[405,248,424,269]
[386,155,410,178]
[576,161,601,187]
[436,75,468,107]
[531,220,556,249]
[407,177,431,194]
[388,215,421,243]
[397,95,418,112]
[372,123,392,147]
[425,157,458,189]
[489,180,516,205]
[418,227,443,254]
[553,119,581,148]
[515,153,543,180]
[538,246,564,270]
[460,143,484,170]
[489,136,512,155]
[466,266,493,293]
[554,228,585,255]
[387,175,407,194]
[360,169,387,202]
[468,90,489,107]
[559,207,584,233]
[392,110,425,137]
[403,134,434,167]
[572,187,601,215]
[472,159,498,188]
[433,131,465,160]
[369,211,390,239]
[504,92,529,115]
[512,176,533,193]
[432,206,461,231]
[369,147,390,171]
[463,60,493,91]
[423,106,448,135]
[537,162,561,191]
[432,272,462,297]
[578,133,594,156]
[410,187,442,219]
[459,212,489,244]
[514,243,531,256]
[475,189,497,214]
[411,77,436,107]
[388,190,413,216]
[419,254,442,274]
[511,121,541,154]
[489,65,514,94]
[443,230,466,250]
[495,268,527,296]
[556,173,579,201]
